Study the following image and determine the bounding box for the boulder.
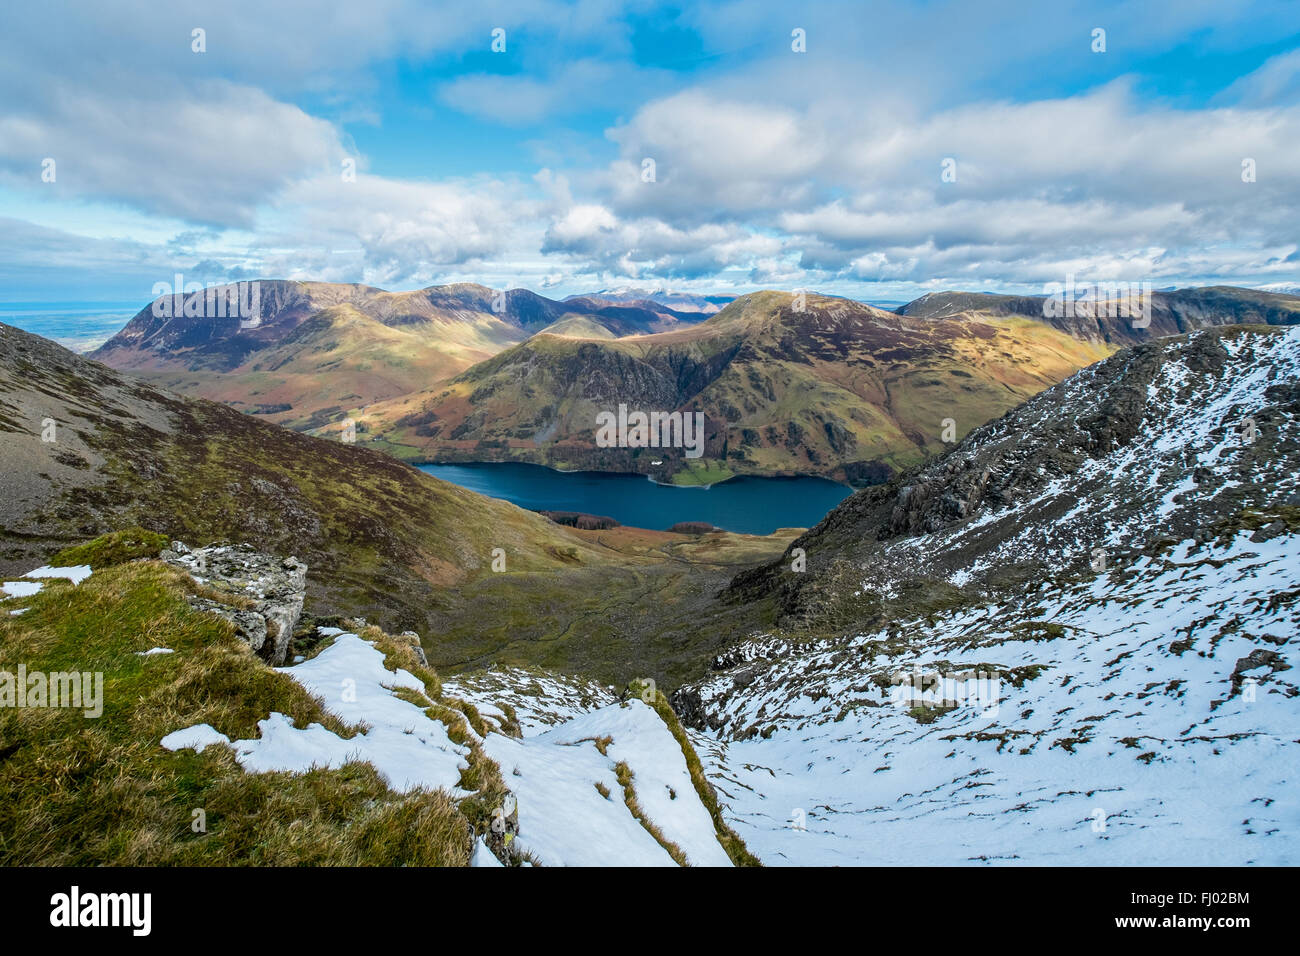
[160,542,307,665]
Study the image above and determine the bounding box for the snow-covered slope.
[166,633,473,793]
[472,700,733,866]
[688,529,1298,865]
[164,631,736,866]
[680,325,1300,865]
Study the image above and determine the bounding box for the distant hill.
[566,288,734,315]
[364,290,1117,483]
[89,280,711,429]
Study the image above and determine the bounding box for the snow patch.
[24,565,93,585]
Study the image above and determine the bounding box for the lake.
[419,462,854,535]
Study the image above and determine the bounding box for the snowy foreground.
[686,531,1299,865]
[154,537,1298,867]
[164,633,733,867]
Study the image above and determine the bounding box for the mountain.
[669,324,1300,864]
[361,290,1119,483]
[1,320,794,682]
[567,288,735,314]
[0,320,614,628]
[898,286,1300,344]
[727,323,1299,609]
[89,281,710,430]
[361,285,1300,484]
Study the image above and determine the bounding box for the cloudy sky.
[1,0,1298,304]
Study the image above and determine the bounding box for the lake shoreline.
[416,460,855,536]
[406,455,857,490]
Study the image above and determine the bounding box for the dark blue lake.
[419,462,853,535]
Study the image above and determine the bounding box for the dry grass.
[576,735,613,756]
[614,760,689,867]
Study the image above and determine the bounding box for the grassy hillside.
[2,322,794,686]
[0,542,474,865]
[360,291,1112,483]
[131,303,524,431]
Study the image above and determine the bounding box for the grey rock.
[161,542,307,665]
[1250,520,1287,544]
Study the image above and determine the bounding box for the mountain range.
[88,281,1300,485]
[90,281,709,433]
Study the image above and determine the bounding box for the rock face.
[727,325,1300,624]
[160,542,307,665]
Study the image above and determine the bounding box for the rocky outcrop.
[161,542,306,665]
[727,325,1300,623]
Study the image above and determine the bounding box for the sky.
[1,0,1298,305]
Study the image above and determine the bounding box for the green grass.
[667,459,736,486]
[0,534,482,866]
[48,528,169,569]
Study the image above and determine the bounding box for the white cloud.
[3,0,1298,300]
[0,81,346,227]
[440,59,676,126]
[542,201,782,278]
[573,79,1300,286]
[260,173,540,286]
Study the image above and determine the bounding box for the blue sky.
[1,0,1298,305]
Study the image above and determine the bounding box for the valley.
[3,298,1298,868]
